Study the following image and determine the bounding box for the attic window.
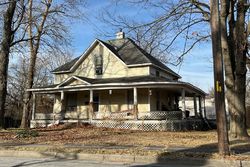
[94,54,103,75]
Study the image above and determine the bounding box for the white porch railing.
[34,110,183,121]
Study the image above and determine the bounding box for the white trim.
[127,63,152,67]
[57,76,91,87]
[28,81,206,97]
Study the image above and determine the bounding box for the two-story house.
[29,31,206,131]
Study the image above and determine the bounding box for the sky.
[67,0,214,92]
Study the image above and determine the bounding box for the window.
[156,71,160,77]
[66,93,77,112]
[156,91,160,111]
[93,94,99,112]
[127,90,133,110]
[94,54,103,75]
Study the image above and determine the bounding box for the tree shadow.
[11,152,78,167]
[131,140,250,167]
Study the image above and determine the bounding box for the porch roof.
[28,76,206,97]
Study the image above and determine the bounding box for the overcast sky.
[67,0,214,92]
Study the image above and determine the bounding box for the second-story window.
[94,54,103,75]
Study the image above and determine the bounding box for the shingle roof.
[51,38,180,78]
[77,75,171,84]
[103,38,180,77]
[51,56,80,73]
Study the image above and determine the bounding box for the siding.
[54,43,150,84]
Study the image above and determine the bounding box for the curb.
[0,150,249,166]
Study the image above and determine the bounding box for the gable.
[57,76,90,87]
[69,41,129,79]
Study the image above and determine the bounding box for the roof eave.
[27,81,205,96]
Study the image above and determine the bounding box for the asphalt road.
[0,157,217,167]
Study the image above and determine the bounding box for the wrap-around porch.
[30,83,206,130]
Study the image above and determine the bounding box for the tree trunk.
[210,0,230,155]
[20,52,36,128]
[20,0,52,128]
[0,1,16,128]
[220,0,238,138]
[233,0,249,139]
[220,0,249,139]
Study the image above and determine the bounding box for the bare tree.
[20,0,85,128]
[0,0,17,128]
[6,50,73,126]
[100,0,250,139]
[100,0,210,65]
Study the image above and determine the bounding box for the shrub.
[15,129,39,138]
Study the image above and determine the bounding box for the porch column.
[203,97,207,119]
[31,93,36,120]
[198,96,202,118]
[60,91,65,112]
[193,95,198,118]
[148,89,151,112]
[89,89,94,120]
[133,87,138,120]
[181,89,186,119]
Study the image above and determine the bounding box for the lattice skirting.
[138,111,182,120]
[91,119,204,131]
[30,119,204,131]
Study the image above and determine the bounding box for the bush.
[15,129,39,138]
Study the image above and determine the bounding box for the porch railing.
[35,110,183,121]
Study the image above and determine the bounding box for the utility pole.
[210,0,230,155]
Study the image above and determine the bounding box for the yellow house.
[29,31,206,131]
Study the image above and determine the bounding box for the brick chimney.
[116,28,125,39]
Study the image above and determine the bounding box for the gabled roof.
[51,38,180,78]
[51,56,80,73]
[104,38,180,78]
[57,76,91,87]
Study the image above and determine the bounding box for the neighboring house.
[29,31,206,131]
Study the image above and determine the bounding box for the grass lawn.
[0,123,218,147]
[0,124,249,160]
